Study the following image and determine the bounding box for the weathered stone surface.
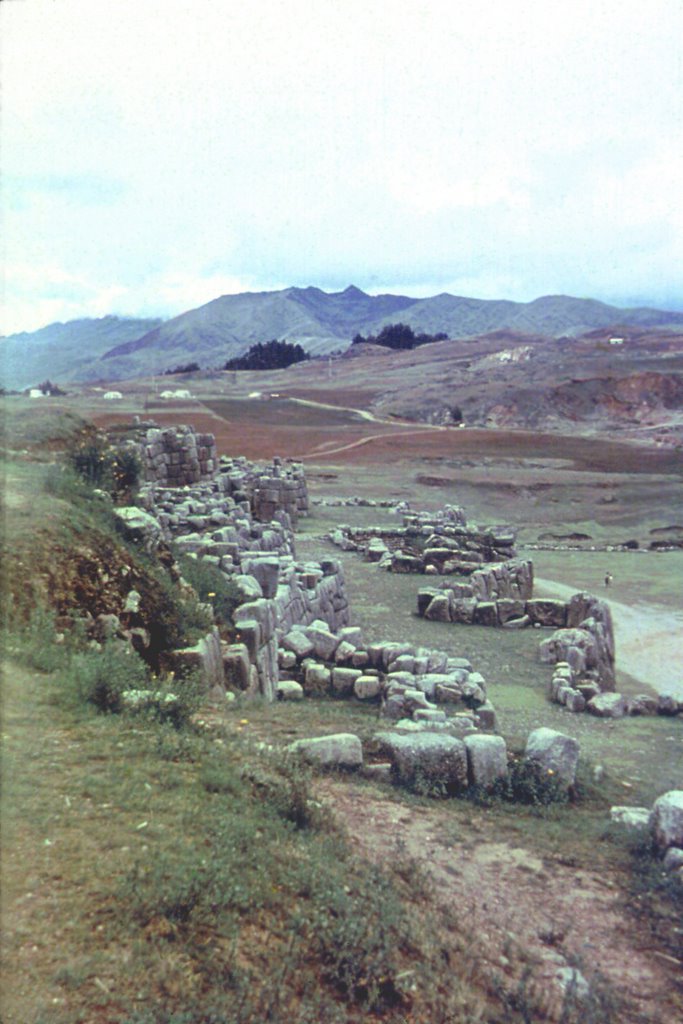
[354,675,382,700]
[464,734,508,789]
[114,506,162,551]
[334,640,356,663]
[374,731,468,794]
[525,599,567,628]
[502,614,530,630]
[657,693,681,716]
[610,806,650,831]
[472,601,498,627]
[289,733,363,769]
[450,598,477,624]
[524,727,579,787]
[413,708,447,723]
[281,630,315,659]
[233,573,263,602]
[475,700,497,730]
[435,683,464,704]
[338,625,363,647]
[461,674,486,706]
[277,680,304,701]
[303,663,331,696]
[663,847,683,871]
[425,594,451,622]
[649,791,683,850]
[303,625,340,660]
[497,599,526,624]
[586,693,628,718]
[222,643,251,690]
[564,690,586,713]
[332,667,363,696]
[628,694,658,715]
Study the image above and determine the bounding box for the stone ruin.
[138,425,218,486]
[135,424,309,524]
[329,504,517,573]
[110,432,683,891]
[113,425,510,757]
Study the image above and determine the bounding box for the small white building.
[103,390,123,400]
[29,389,45,398]
[609,337,625,346]
[160,388,192,399]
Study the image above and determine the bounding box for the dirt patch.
[316,778,682,1024]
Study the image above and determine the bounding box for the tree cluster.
[35,379,67,396]
[223,339,310,372]
[164,362,200,375]
[352,323,448,351]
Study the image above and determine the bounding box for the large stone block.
[374,731,468,795]
[649,791,683,851]
[464,734,508,789]
[525,599,568,628]
[472,601,498,627]
[524,727,579,787]
[281,630,315,659]
[289,733,363,769]
[332,667,363,696]
[586,692,628,718]
[303,625,340,660]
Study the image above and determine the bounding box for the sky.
[2,0,682,334]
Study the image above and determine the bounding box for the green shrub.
[65,428,142,502]
[6,606,74,673]
[66,640,150,713]
[466,751,572,811]
[176,553,242,628]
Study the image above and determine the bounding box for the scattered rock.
[289,733,363,769]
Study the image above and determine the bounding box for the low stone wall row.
[276,628,496,733]
[417,560,534,619]
[291,725,581,796]
[416,585,616,690]
[328,504,517,574]
[549,661,683,718]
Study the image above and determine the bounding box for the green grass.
[0,655,503,1024]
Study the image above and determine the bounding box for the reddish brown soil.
[94,404,683,473]
[317,778,683,1024]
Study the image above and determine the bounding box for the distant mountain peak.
[341,284,367,298]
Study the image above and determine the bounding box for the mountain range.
[3,285,683,388]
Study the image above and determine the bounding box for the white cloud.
[2,0,682,331]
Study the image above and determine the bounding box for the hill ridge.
[3,286,683,387]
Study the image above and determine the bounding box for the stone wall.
[329,504,516,573]
[134,450,338,699]
[417,581,616,691]
[137,426,309,524]
[140,425,218,486]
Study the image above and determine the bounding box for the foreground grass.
[2,653,510,1024]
